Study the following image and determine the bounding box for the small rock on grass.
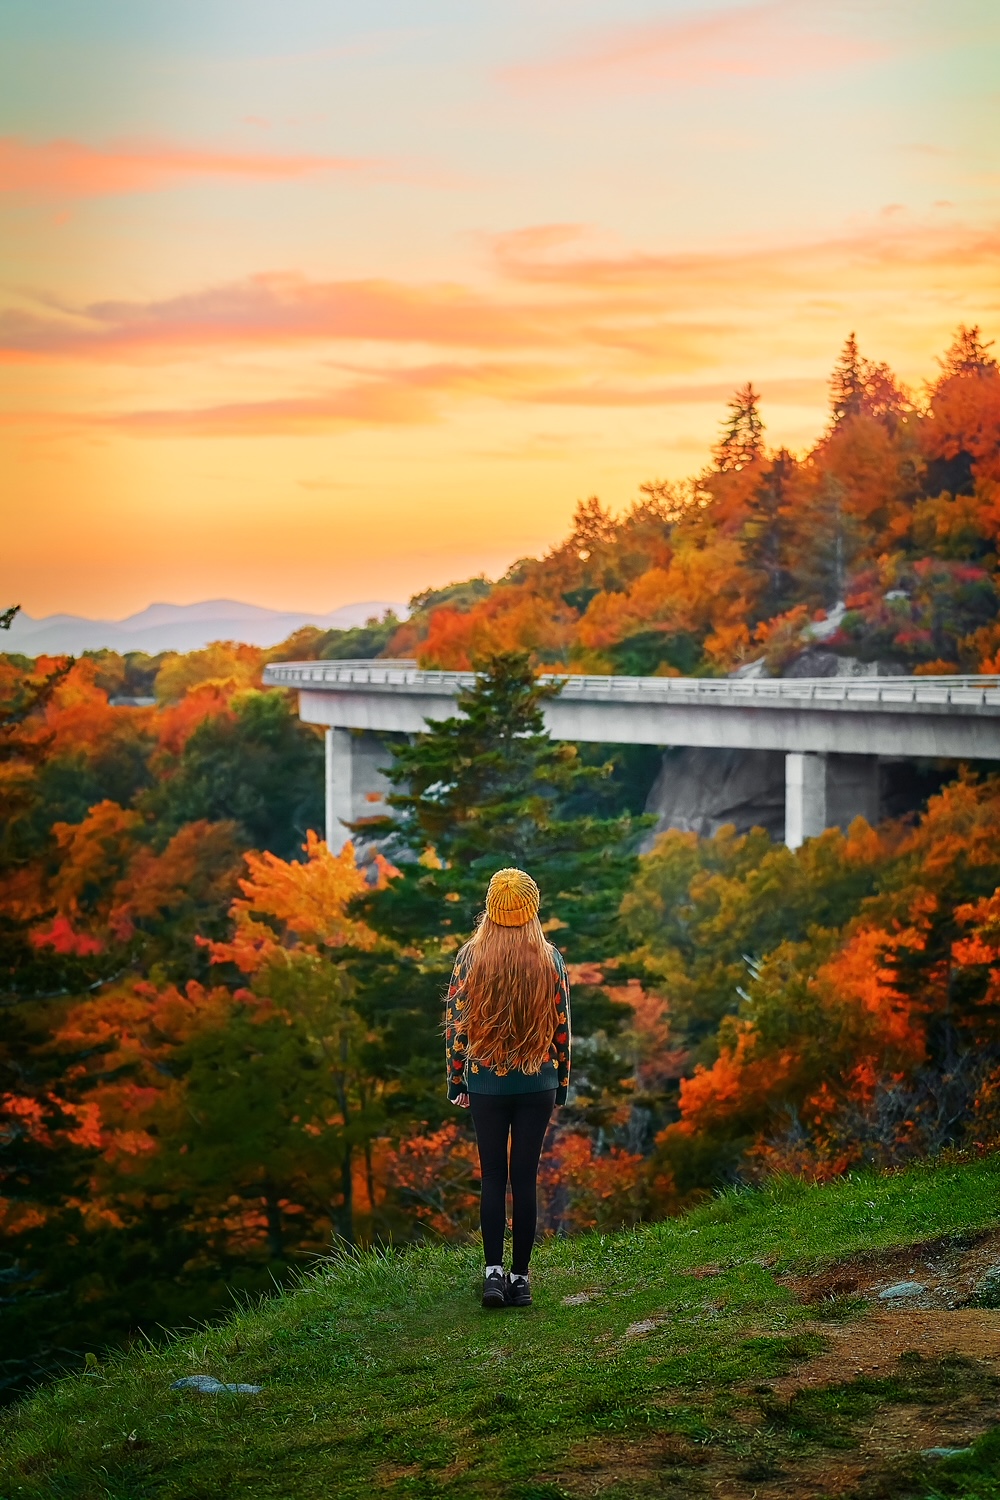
[562,1292,601,1306]
[623,1318,663,1337]
[878,1281,926,1300]
[171,1375,262,1394]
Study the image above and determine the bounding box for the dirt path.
[545,1234,1000,1499]
[771,1307,1000,1394]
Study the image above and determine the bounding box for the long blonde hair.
[457,915,559,1074]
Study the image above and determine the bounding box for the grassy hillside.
[4,1158,1000,1500]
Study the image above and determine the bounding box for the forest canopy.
[2,326,1000,1402]
[381,327,1000,680]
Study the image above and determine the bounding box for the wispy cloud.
[0,136,376,197]
[487,219,1000,291]
[88,366,828,438]
[108,382,439,436]
[3,215,995,437]
[0,274,574,359]
[6,217,992,368]
[501,1,887,92]
[98,361,558,436]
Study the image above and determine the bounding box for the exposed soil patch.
[544,1386,998,1499]
[770,1308,1000,1396]
[539,1232,1000,1500]
[779,1227,1000,1310]
[534,1432,711,1497]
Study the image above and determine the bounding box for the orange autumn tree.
[538,1130,648,1234]
[21,796,245,981]
[631,773,1000,1194]
[29,836,397,1268]
[200,828,387,973]
[951,886,1000,1143]
[380,1122,479,1239]
[391,326,999,682]
[180,834,395,1246]
[664,915,930,1174]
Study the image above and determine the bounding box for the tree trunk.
[337,1141,355,1245]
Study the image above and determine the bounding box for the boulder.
[877,1281,926,1300]
[642,747,786,848]
[785,651,905,679]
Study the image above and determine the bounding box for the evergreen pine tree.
[829,333,909,431]
[713,383,765,472]
[359,652,645,959]
[741,449,796,622]
[936,324,997,381]
[343,653,648,1119]
[829,333,865,424]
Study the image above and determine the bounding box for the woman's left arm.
[554,953,571,1106]
[445,954,471,1106]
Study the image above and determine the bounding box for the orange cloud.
[93,362,550,436]
[107,384,437,437]
[0,137,374,197]
[31,370,863,440]
[502,1,886,91]
[5,218,995,369]
[0,274,591,361]
[487,219,1000,290]
[3,216,996,437]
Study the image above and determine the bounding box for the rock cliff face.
[641,656,915,849]
[784,650,906,679]
[642,747,786,848]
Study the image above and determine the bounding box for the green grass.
[3,1158,1000,1499]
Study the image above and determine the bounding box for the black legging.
[469,1090,555,1274]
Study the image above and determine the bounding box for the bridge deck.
[264,659,1000,718]
[262,661,1000,849]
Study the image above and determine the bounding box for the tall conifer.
[936,324,997,382]
[358,652,644,958]
[713,383,765,472]
[829,333,866,424]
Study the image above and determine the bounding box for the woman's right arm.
[553,951,571,1106]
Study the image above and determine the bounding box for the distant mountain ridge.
[3,599,407,657]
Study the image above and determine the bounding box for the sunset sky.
[3,0,999,620]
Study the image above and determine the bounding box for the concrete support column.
[325,728,355,852]
[785,752,882,847]
[324,728,399,851]
[785,752,828,849]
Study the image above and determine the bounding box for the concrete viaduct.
[262,659,1000,851]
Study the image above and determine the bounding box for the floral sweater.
[445,946,571,1105]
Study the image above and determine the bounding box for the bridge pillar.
[324,729,396,851]
[784,752,827,848]
[785,752,880,848]
[325,729,355,851]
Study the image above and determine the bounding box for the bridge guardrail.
[262,660,1000,711]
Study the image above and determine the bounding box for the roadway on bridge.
[263,659,1000,761]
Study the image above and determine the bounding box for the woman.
[445,867,571,1309]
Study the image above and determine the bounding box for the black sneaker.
[481,1270,506,1309]
[505,1273,532,1307]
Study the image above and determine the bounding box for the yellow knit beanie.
[485,868,540,927]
